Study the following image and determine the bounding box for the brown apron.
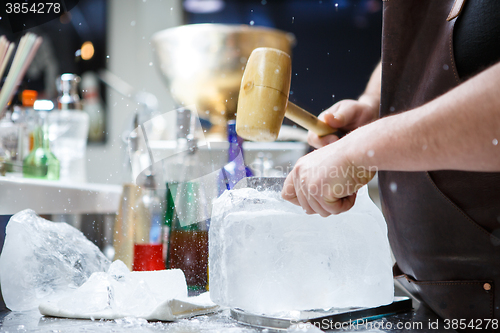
[379,0,500,324]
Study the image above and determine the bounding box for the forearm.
[349,61,500,172]
[358,62,381,118]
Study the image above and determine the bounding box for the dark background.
[0,0,108,142]
[0,0,107,97]
[185,0,383,116]
[0,0,382,116]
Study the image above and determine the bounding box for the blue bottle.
[221,120,253,191]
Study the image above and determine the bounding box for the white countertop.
[0,174,122,215]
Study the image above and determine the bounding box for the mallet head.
[236,47,292,142]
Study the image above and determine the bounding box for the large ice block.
[209,186,394,314]
[0,209,110,311]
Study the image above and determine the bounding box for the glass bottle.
[0,110,19,171]
[162,182,175,267]
[48,74,89,182]
[132,174,166,271]
[167,181,209,291]
[249,152,276,177]
[15,90,38,161]
[165,108,209,291]
[81,71,105,142]
[221,120,253,190]
[22,110,60,180]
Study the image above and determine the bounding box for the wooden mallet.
[236,47,343,142]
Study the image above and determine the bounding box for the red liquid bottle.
[132,174,166,271]
[133,244,165,271]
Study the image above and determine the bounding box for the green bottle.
[163,182,176,268]
[22,113,60,180]
[166,181,209,291]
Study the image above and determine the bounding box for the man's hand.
[282,135,376,217]
[308,97,379,148]
[283,62,381,216]
[282,60,500,217]
[283,97,379,216]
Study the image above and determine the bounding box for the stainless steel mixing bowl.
[152,24,295,139]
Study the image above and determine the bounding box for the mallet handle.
[285,102,345,138]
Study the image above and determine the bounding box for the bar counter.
[0,305,456,332]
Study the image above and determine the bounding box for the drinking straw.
[0,43,15,80]
[0,36,9,65]
[0,33,42,119]
[0,36,15,80]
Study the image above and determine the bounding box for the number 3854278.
[6,2,61,14]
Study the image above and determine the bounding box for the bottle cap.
[57,73,82,110]
[22,90,38,107]
[142,174,157,189]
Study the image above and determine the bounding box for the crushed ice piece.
[209,186,394,314]
[108,259,129,281]
[0,209,110,311]
[114,316,149,327]
[38,265,219,321]
[0,309,253,332]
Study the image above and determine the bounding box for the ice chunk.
[209,186,394,314]
[39,262,218,321]
[114,317,150,328]
[0,209,110,311]
[44,261,188,319]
